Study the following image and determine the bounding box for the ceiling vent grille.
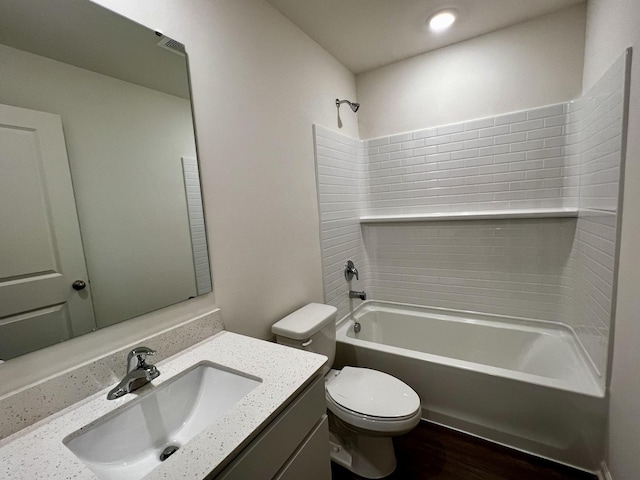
[156,35,185,57]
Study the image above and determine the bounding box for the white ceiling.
[264,0,586,74]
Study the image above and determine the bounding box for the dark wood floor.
[331,422,597,480]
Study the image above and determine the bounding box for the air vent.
[156,35,185,57]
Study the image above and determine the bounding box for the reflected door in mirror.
[0,104,96,360]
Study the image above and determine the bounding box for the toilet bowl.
[272,303,421,479]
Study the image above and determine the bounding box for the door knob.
[72,280,86,290]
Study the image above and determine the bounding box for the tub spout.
[349,290,367,301]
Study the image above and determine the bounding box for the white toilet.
[272,303,421,479]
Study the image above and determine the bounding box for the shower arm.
[336,98,360,113]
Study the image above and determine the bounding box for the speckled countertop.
[0,331,327,479]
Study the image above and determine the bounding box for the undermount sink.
[63,361,261,480]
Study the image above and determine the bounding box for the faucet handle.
[130,347,156,357]
[344,260,359,281]
[127,346,156,370]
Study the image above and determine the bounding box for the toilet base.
[328,416,397,479]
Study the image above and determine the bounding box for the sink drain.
[159,445,180,462]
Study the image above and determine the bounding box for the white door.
[0,103,96,360]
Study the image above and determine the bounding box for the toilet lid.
[326,367,420,418]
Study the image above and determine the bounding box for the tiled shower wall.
[363,219,576,323]
[315,51,628,383]
[314,126,370,322]
[363,103,578,215]
[567,51,628,376]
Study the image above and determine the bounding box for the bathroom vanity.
[0,332,330,480]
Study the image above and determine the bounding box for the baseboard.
[598,461,613,480]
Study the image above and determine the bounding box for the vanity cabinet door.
[213,375,327,480]
[272,415,330,480]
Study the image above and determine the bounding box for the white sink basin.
[63,361,261,480]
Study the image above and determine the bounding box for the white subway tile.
[401,138,426,150]
[543,136,567,148]
[494,171,526,182]
[424,135,451,147]
[526,188,563,199]
[412,128,438,139]
[527,104,565,120]
[437,123,465,135]
[478,145,510,156]
[464,137,494,149]
[380,159,403,169]
[369,153,391,163]
[437,159,466,170]
[493,152,526,164]
[478,182,510,193]
[525,168,562,180]
[495,191,526,201]
[509,160,544,172]
[413,163,439,173]
[542,178,564,188]
[379,143,402,154]
[465,174,494,185]
[510,119,545,133]
[402,156,426,166]
[413,146,438,156]
[478,125,510,138]
[526,148,563,160]
[403,172,427,182]
[451,149,479,160]
[464,117,495,130]
[509,179,543,190]
[366,137,390,147]
[495,111,528,125]
[451,130,479,142]
[527,126,564,140]
[479,164,509,175]
[543,157,565,168]
[495,132,527,145]
[438,141,465,153]
[510,140,544,152]
[389,149,414,160]
[464,156,494,167]
[389,132,414,144]
[544,115,568,127]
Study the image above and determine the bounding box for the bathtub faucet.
[349,290,367,301]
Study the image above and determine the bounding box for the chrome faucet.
[107,347,160,400]
[344,260,359,282]
[349,290,367,301]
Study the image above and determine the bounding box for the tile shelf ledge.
[359,208,579,223]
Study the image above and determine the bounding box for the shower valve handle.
[344,260,359,281]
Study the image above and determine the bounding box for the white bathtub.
[334,301,606,471]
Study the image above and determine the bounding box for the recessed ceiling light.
[428,9,457,32]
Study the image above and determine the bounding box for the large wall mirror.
[0,0,212,361]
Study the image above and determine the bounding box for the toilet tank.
[272,303,337,374]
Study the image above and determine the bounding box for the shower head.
[336,99,360,113]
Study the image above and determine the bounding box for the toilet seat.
[325,367,421,434]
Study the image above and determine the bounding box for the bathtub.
[334,301,606,472]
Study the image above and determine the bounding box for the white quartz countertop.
[0,331,327,479]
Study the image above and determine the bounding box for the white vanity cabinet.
[213,374,330,480]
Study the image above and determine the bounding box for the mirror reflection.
[0,0,212,361]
